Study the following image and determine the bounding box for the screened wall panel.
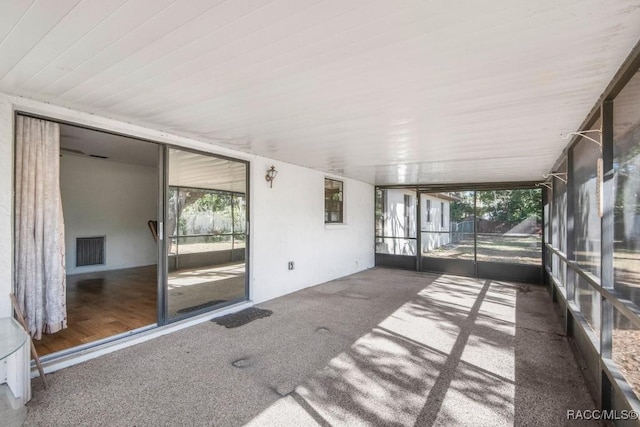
[475,189,542,266]
[376,186,542,283]
[375,188,417,256]
[613,70,640,307]
[552,163,568,286]
[572,138,602,278]
[420,191,474,260]
[612,67,640,400]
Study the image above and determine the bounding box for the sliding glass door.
[164,148,248,321]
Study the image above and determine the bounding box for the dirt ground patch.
[423,235,541,265]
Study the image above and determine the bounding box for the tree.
[449,191,475,222]
[477,189,541,225]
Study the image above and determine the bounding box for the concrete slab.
[24,268,598,426]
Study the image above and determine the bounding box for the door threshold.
[33,300,254,376]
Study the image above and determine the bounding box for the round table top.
[0,317,28,360]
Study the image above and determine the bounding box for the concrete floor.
[25,268,598,426]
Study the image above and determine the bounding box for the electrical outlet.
[288,261,294,270]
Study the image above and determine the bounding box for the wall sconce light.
[265,165,278,188]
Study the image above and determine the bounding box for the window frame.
[324,178,344,224]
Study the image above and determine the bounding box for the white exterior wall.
[61,155,158,275]
[0,94,375,318]
[421,195,451,252]
[251,159,373,303]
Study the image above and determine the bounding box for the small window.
[325,178,343,223]
[426,199,431,222]
[441,201,444,226]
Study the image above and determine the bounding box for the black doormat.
[213,307,273,328]
[176,300,227,314]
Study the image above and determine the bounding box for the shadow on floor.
[26,268,598,426]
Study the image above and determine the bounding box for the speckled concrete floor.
[25,268,598,426]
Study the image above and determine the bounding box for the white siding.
[378,189,416,255]
[421,194,451,252]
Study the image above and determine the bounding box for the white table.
[0,318,30,404]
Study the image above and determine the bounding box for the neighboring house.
[376,191,460,255]
[420,193,455,253]
[377,189,417,255]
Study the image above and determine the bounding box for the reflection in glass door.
[165,148,248,320]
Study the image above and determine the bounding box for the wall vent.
[76,236,105,267]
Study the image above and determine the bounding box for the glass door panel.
[166,149,248,320]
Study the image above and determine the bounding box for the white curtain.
[15,116,67,339]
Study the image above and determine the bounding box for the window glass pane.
[475,189,542,265]
[167,149,247,319]
[325,178,343,223]
[573,131,602,278]
[613,69,640,307]
[172,188,232,236]
[613,307,640,400]
[421,191,474,259]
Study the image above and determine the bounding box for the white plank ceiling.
[2,0,640,185]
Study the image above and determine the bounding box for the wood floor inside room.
[34,265,157,356]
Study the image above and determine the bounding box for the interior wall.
[61,155,158,275]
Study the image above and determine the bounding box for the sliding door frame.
[162,144,250,324]
[13,111,251,343]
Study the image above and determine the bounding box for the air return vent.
[76,236,105,267]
